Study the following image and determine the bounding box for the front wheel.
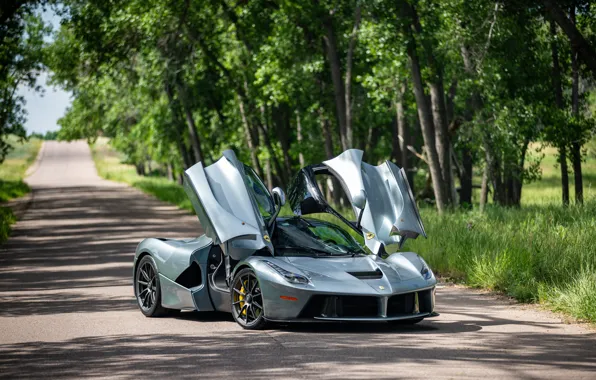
[231,268,269,330]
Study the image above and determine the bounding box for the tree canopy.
[3,0,596,210]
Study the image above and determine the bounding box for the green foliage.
[0,207,16,244]
[28,130,59,140]
[0,135,42,243]
[1,6,51,163]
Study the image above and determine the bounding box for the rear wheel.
[135,255,169,317]
[231,268,268,330]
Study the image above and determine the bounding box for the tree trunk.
[265,158,273,191]
[559,145,570,205]
[405,41,447,212]
[550,19,570,206]
[394,82,407,168]
[272,104,293,176]
[320,108,342,206]
[167,162,174,181]
[506,139,530,207]
[460,147,473,208]
[446,80,457,126]
[409,0,454,204]
[391,114,401,166]
[344,4,362,150]
[135,162,145,176]
[238,95,263,177]
[323,20,348,151]
[296,110,305,168]
[570,6,583,205]
[176,82,204,164]
[257,120,287,188]
[164,80,193,168]
[178,141,192,169]
[430,80,454,205]
[543,0,596,78]
[479,164,489,212]
[400,1,448,213]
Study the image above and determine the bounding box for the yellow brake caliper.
[237,280,248,316]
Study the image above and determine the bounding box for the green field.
[92,138,596,323]
[0,135,43,242]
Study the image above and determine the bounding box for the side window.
[243,165,275,221]
[315,173,356,221]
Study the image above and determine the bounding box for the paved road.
[1,141,595,379]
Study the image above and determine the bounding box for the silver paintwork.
[271,187,286,206]
[323,149,426,254]
[134,150,436,323]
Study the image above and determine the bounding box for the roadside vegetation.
[0,135,42,242]
[91,138,192,211]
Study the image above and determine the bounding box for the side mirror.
[272,187,286,207]
[268,187,286,228]
[352,189,367,210]
[353,190,367,229]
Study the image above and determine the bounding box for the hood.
[274,255,429,295]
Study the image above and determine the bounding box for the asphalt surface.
[1,141,595,379]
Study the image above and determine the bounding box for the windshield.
[243,164,275,222]
[273,217,366,256]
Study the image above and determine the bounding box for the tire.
[388,317,424,326]
[134,255,169,317]
[230,268,269,330]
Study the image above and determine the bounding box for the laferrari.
[133,149,437,329]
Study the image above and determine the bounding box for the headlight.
[420,261,433,280]
[263,260,310,284]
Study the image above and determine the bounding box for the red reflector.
[280,295,298,301]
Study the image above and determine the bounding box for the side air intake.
[174,261,203,288]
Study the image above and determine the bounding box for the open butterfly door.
[183,150,274,258]
[288,149,426,255]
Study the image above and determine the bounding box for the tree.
[0,3,50,162]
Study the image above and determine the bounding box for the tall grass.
[406,204,596,321]
[0,135,42,242]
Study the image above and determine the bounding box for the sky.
[16,8,72,135]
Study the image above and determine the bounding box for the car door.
[288,149,426,255]
[183,150,274,255]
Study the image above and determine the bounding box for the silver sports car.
[133,149,438,329]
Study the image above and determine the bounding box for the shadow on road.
[0,327,594,379]
[0,186,201,293]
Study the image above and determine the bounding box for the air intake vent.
[299,295,379,318]
[175,262,202,288]
[347,268,383,280]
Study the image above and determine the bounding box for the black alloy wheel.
[231,268,268,330]
[135,255,169,317]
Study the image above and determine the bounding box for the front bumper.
[262,282,436,322]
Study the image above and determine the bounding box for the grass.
[406,204,596,321]
[521,142,596,205]
[92,137,596,324]
[90,138,193,211]
[0,135,43,242]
